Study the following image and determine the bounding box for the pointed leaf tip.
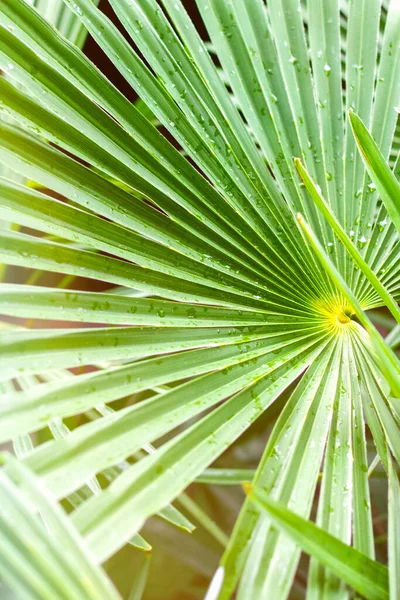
[296,213,305,225]
[242,482,253,496]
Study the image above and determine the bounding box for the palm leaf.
[0,0,399,598]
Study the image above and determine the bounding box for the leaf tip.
[242,482,253,496]
[347,109,357,128]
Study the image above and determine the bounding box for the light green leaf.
[0,330,315,438]
[195,469,256,486]
[0,321,317,379]
[25,335,324,500]
[220,338,339,599]
[68,341,324,563]
[295,158,400,323]
[297,213,400,397]
[127,552,151,600]
[349,110,400,233]
[0,453,120,598]
[247,487,389,600]
[0,284,275,327]
[388,457,400,600]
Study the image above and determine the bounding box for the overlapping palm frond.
[0,0,399,598]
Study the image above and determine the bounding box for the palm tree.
[0,0,399,598]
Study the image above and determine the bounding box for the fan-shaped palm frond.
[0,0,399,598]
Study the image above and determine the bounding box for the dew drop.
[378,218,387,230]
[357,235,368,249]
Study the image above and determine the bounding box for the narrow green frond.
[388,457,400,600]
[1,321,321,380]
[218,340,339,599]
[295,158,400,322]
[0,284,275,326]
[195,469,256,486]
[0,453,121,598]
[127,553,151,600]
[349,110,400,233]
[67,342,324,563]
[24,336,325,501]
[247,487,389,600]
[297,213,400,397]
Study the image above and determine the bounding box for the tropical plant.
[0,0,399,598]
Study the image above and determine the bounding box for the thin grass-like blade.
[388,457,400,600]
[247,487,389,600]
[297,213,400,397]
[295,158,400,322]
[349,110,400,233]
